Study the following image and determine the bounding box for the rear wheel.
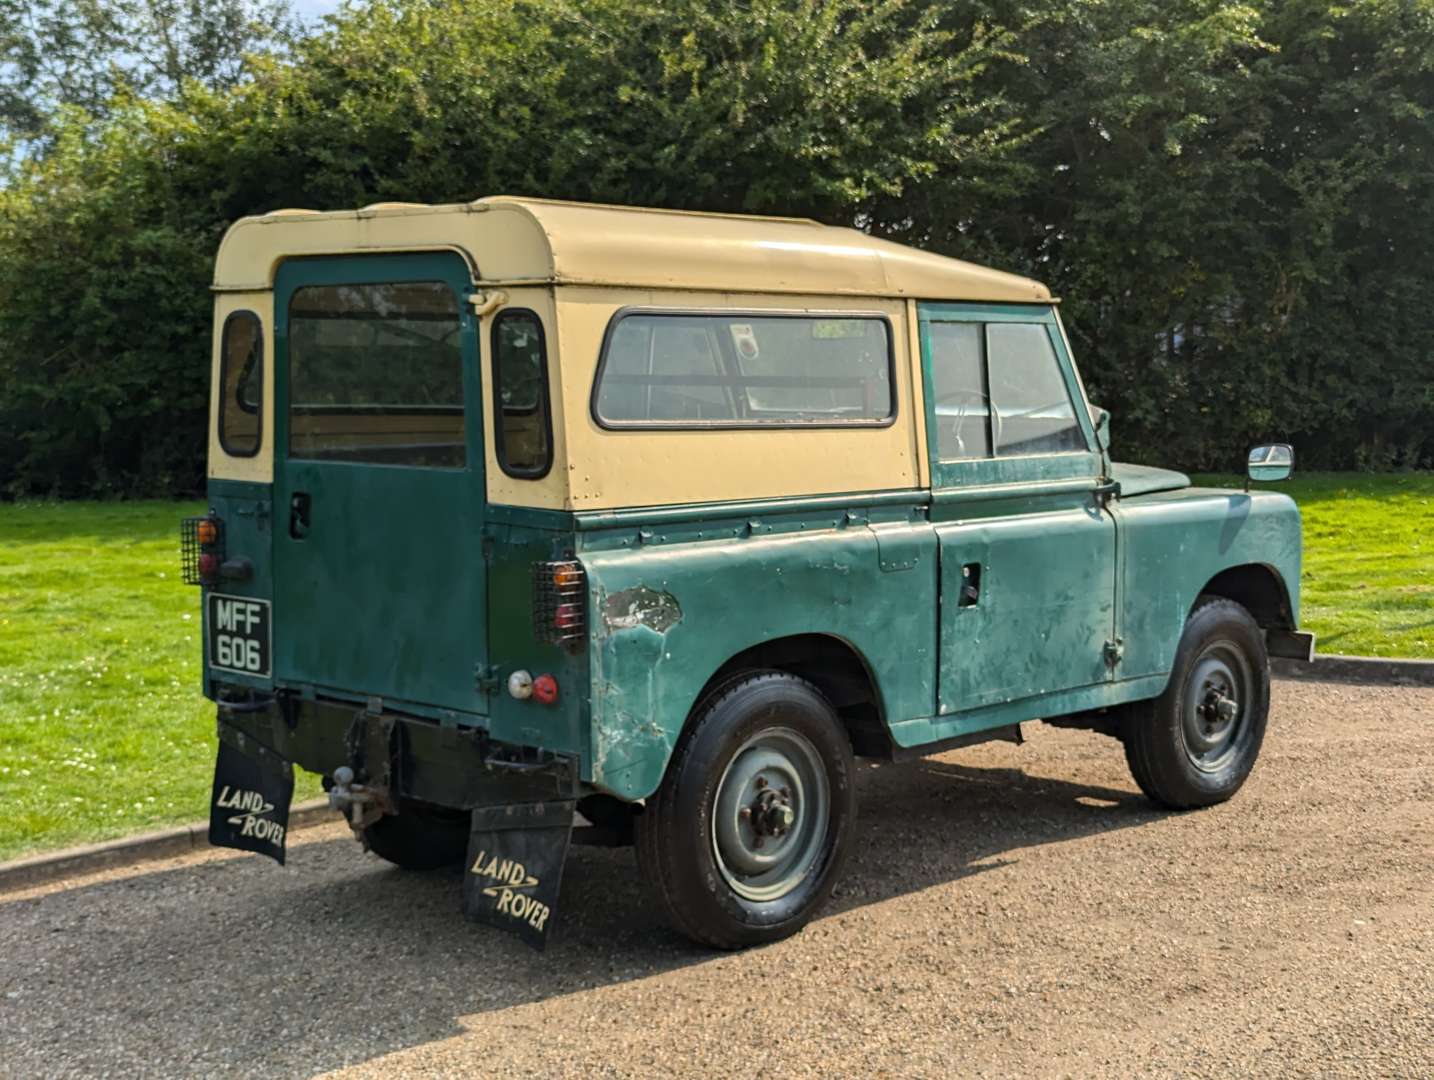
[1123,597,1270,809]
[636,671,856,949]
[363,799,470,870]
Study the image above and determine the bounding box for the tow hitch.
[327,765,394,834]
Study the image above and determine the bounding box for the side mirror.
[1090,405,1111,452]
[1247,443,1294,483]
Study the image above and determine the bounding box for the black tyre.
[1123,596,1270,809]
[363,800,470,870]
[636,671,856,949]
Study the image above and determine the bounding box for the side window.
[927,321,990,460]
[986,323,1086,456]
[593,311,894,427]
[219,311,263,457]
[491,309,553,478]
[597,316,733,422]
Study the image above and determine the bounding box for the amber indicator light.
[532,559,586,647]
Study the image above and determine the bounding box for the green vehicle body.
[202,255,1302,808]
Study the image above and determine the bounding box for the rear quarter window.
[491,308,553,478]
[592,310,895,428]
[219,310,263,457]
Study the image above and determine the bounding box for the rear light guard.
[181,514,225,585]
[532,559,587,647]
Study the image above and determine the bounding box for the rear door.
[272,252,487,715]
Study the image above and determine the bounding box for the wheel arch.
[1196,563,1295,630]
[693,633,892,760]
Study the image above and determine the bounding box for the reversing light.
[507,670,534,700]
[532,674,559,705]
[532,559,586,647]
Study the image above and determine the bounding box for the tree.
[0,0,1024,495]
[2,0,1432,496]
[0,0,296,144]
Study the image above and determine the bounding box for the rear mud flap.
[209,726,295,865]
[463,800,576,950]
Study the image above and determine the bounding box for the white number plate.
[207,594,272,677]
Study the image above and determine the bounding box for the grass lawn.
[1193,472,1434,659]
[0,502,321,861]
[0,473,1429,860]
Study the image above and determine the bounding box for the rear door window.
[593,311,894,427]
[287,281,465,467]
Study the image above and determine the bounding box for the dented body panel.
[579,497,938,798]
[569,480,1301,801]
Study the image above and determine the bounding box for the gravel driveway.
[2,678,1431,1078]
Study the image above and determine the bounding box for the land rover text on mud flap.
[186,197,1310,949]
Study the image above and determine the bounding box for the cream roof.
[212,195,1051,302]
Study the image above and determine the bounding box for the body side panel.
[553,287,923,510]
[479,286,568,510]
[480,516,590,759]
[208,292,276,485]
[579,505,939,800]
[1111,487,1303,680]
[202,477,276,696]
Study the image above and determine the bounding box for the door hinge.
[234,500,272,531]
[468,290,507,317]
[1103,638,1125,667]
[475,663,500,695]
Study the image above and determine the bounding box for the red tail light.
[181,515,224,585]
[532,559,586,647]
[532,673,559,704]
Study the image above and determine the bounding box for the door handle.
[959,562,982,607]
[289,492,311,540]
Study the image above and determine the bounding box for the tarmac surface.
[1,677,1430,1078]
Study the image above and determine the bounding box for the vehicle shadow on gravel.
[0,755,1159,1075]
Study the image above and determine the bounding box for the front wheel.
[1123,596,1271,809]
[636,671,856,949]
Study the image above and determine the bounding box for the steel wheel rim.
[1181,640,1253,773]
[711,726,830,902]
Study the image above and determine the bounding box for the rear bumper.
[216,693,577,810]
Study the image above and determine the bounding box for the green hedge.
[2,0,1432,497]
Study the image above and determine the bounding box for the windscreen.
[287,281,465,467]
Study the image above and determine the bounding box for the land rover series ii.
[190,196,1309,948]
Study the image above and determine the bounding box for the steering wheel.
[933,388,1000,456]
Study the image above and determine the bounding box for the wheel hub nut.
[1199,689,1238,727]
[748,787,795,840]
